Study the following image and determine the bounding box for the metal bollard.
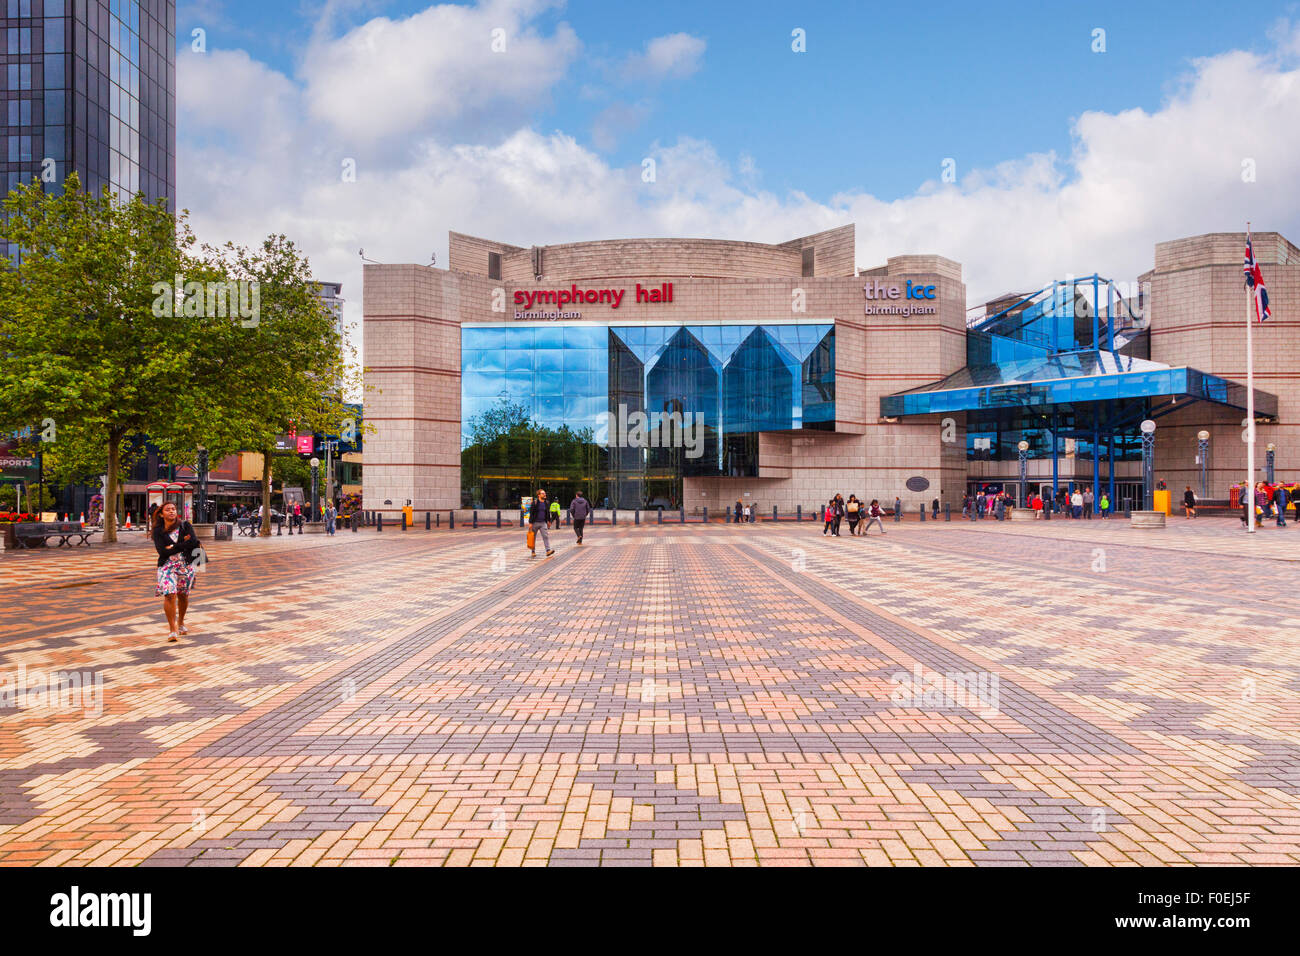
[658,508,663,525]
[919,503,925,522]
[473,510,478,529]
[726,510,731,523]
[449,511,455,530]
[773,505,778,522]
[680,508,685,523]
[401,511,407,531]
[496,510,502,528]
[612,509,617,526]
[437,513,441,528]
[944,502,951,521]
[377,513,383,532]
[796,504,802,522]
[635,509,640,525]
[1043,501,1051,521]
[703,506,708,523]
[566,512,571,526]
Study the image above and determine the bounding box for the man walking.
[569,491,592,545]
[528,490,554,558]
[1083,488,1093,519]
[1275,482,1288,528]
[324,501,336,535]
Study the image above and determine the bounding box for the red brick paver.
[1,517,1298,866]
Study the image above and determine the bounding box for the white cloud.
[621,33,706,82]
[177,8,1300,370]
[298,0,580,147]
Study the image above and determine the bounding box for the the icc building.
[362,225,1296,517]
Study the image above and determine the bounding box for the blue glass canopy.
[881,350,1277,419]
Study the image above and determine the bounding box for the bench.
[13,521,96,548]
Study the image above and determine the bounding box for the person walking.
[324,501,337,535]
[569,491,592,544]
[863,499,886,535]
[846,495,861,535]
[831,494,845,536]
[734,500,743,524]
[528,490,554,557]
[548,496,562,529]
[823,499,835,536]
[1274,482,1288,528]
[894,496,902,521]
[1099,492,1110,518]
[1071,489,1084,519]
[931,497,940,520]
[1183,486,1197,519]
[153,501,200,643]
[1083,488,1094,519]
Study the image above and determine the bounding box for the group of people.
[526,490,593,557]
[1241,480,1295,528]
[821,494,887,536]
[1026,488,1111,519]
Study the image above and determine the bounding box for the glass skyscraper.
[3,0,175,257]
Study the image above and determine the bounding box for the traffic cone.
[125,513,132,530]
[79,512,85,526]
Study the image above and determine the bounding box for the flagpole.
[1245,222,1256,533]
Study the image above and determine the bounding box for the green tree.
[0,175,224,541]
[194,236,361,535]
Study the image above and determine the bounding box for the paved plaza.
[1,517,1298,867]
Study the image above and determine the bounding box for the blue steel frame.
[896,273,1280,508]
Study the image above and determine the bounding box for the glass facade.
[461,322,835,509]
[3,0,175,259]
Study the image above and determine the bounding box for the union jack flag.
[1244,236,1272,321]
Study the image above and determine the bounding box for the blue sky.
[179,0,1293,203]
[174,0,1300,342]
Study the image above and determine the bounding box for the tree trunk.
[103,430,121,543]
[260,449,273,537]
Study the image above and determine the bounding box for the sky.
[173,0,1300,357]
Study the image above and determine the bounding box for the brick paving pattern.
[1,517,1298,866]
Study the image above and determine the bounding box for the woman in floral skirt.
[153,501,201,642]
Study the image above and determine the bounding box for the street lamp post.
[309,457,320,523]
[1196,430,1209,501]
[1140,419,1157,511]
[1266,443,1275,484]
[196,446,209,523]
[1017,440,1029,508]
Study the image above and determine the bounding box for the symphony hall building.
[362,225,1296,516]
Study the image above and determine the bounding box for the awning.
[881,350,1278,419]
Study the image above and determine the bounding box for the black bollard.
[612,509,617,526]
[352,514,358,532]
[1043,501,1051,521]
[773,505,778,522]
[726,510,731,523]
[796,504,802,522]
[473,510,478,529]
[680,508,685,524]
[635,509,640,526]
[919,503,925,522]
[703,506,708,523]
[425,511,431,530]
[401,511,407,531]
[449,511,455,530]
[377,513,383,532]
[436,513,441,528]
[944,502,951,521]
[657,508,662,525]
[496,510,502,528]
